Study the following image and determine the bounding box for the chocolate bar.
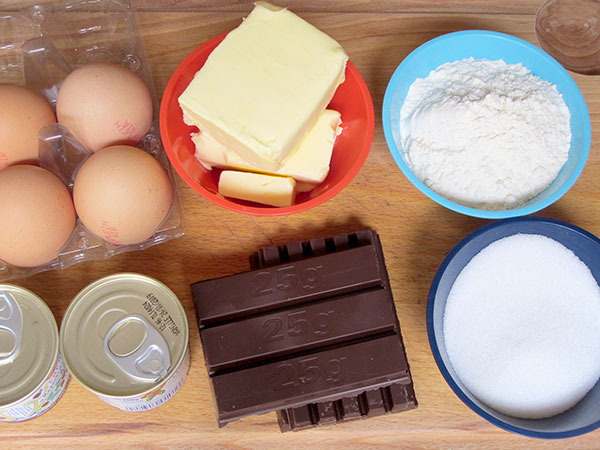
[191,229,417,431]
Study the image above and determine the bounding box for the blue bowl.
[382,30,591,219]
[427,217,600,438]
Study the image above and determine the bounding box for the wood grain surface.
[2,0,600,448]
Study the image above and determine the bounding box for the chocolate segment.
[191,229,417,430]
[193,245,383,328]
[201,289,398,373]
[212,334,409,424]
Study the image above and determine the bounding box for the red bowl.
[160,33,374,216]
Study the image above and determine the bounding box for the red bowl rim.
[160,32,374,216]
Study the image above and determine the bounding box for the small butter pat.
[192,110,342,185]
[179,2,348,171]
[219,171,296,207]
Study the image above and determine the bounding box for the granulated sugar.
[443,234,600,419]
[400,58,571,210]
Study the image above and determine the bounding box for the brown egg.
[73,145,173,245]
[56,62,153,152]
[0,165,76,267]
[0,84,56,170]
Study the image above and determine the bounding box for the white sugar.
[443,233,600,419]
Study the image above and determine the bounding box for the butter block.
[219,171,296,207]
[192,110,342,184]
[295,181,319,193]
[179,2,348,171]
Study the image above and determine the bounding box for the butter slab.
[179,2,348,171]
[218,171,296,207]
[192,110,342,185]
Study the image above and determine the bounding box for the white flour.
[400,58,571,210]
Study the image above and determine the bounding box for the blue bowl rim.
[426,216,600,439]
[382,30,592,219]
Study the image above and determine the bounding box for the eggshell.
[0,84,56,170]
[73,145,173,245]
[56,62,153,152]
[0,165,76,267]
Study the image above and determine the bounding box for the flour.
[400,58,571,210]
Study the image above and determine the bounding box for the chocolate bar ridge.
[191,229,417,429]
[278,381,417,432]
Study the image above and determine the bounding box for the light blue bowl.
[382,30,591,219]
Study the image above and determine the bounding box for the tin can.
[60,273,189,411]
[0,285,70,422]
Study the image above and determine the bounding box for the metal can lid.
[0,285,58,407]
[60,273,188,398]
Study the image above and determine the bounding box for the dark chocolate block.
[191,229,417,431]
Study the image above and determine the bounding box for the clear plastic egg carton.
[0,0,186,281]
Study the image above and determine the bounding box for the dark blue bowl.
[427,217,600,438]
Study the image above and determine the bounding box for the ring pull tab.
[103,315,171,382]
[0,292,23,364]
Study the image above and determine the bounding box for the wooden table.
[3,0,600,448]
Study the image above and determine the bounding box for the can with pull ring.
[0,285,70,421]
[60,273,189,411]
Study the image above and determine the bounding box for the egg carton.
[0,0,186,281]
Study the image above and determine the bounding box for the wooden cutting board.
[2,1,599,448]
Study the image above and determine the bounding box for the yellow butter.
[179,2,348,171]
[295,181,319,193]
[192,110,341,185]
[218,170,296,207]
